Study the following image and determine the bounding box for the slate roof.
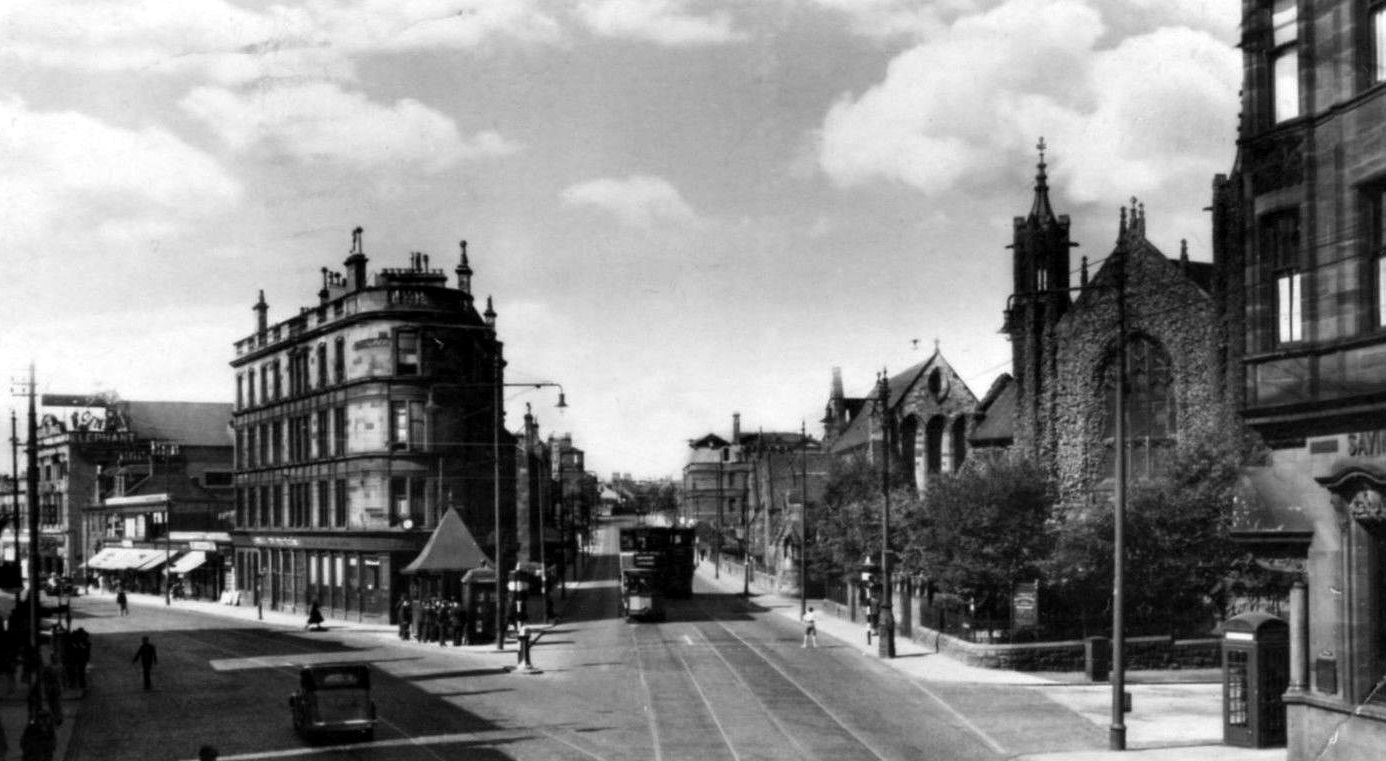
[827,352,948,455]
[115,469,224,503]
[969,374,1016,445]
[122,401,232,448]
[402,507,491,574]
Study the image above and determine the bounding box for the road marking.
[175,730,522,760]
[904,680,1009,755]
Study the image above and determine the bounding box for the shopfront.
[232,532,423,624]
[1235,430,1386,760]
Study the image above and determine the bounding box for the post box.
[1222,612,1288,748]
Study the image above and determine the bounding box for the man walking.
[801,607,818,648]
[116,589,128,616]
[132,637,157,690]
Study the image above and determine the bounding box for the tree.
[909,453,1055,620]
[1044,429,1248,637]
[808,454,913,588]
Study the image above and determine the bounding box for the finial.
[934,337,940,352]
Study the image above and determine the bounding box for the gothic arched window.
[1101,335,1176,480]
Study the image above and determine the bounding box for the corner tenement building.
[1215,1,1386,755]
[230,229,512,624]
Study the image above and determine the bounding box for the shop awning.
[169,551,207,575]
[133,551,173,571]
[84,547,125,570]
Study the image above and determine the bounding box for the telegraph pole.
[1110,214,1130,751]
[10,411,19,577]
[24,366,40,696]
[877,370,895,659]
[799,421,808,619]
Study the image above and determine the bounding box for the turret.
[484,296,496,330]
[455,240,473,294]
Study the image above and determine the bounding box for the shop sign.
[1347,430,1386,458]
[251,536,302,547]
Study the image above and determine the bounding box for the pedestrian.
[306,601,324,632]
[801,607,818,648]
[197,745,219,761]
[70,628,90,690]
[396,597,411,640]
[116,589,128,616]
[449,600,465,646]
[410,595,423,641]
[131,636,157,690]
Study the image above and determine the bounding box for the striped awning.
[133,551,173,571]
[169,551,207,575]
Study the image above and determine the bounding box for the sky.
[0,0,1241,480]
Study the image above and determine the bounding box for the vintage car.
[288,663,377,741]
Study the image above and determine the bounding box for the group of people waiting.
[397,597,469,646]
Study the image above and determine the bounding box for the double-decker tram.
[617,525,695,621]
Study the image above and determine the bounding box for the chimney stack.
[732,412,741,443]
[253,290,268,333]
[345,226,368,291]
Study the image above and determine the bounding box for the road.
[63,519,1090,761]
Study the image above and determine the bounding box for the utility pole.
[877,370,895,659]
[715,452,723,579]
[492,353,505,650]
[24,365,40,696]
[1110,214,1130,751]
[10,411,19,581]
[799,421,808,620]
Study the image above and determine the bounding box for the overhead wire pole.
[877,370,894,659]
[493,352,505,650]
[10,411,19,583]
[1110,212,1130,751]
[24,365,40,711]
[799,420,808,620]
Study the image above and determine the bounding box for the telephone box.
[460,567,499,645]
[1222,612,1288,748]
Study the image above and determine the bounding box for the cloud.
[817,0,1238,212]
[561,175,698,227]
[0,97,240,247]
[0,0,561,85]
[180,82,520,172]
[805,0,976,40]
[574,0,744,45]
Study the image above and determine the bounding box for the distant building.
[682,416,751,554]
[230,229,510,624]
[1214,1,1386,755]
[822,352,979,491]
[0,398,233,591]
[737,428,824,595]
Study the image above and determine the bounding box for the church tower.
[1005,139,1072,462]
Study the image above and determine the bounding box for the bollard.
[512,626,541,674]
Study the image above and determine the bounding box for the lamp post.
[876,370,895,659]
[799,421,808,620]
[423,371,565,650]
[1110,220,1130,751]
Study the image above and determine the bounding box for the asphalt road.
[62,519,1070,761]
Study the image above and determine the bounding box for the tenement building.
[231,229,511,624]
[1215,1,1386,756]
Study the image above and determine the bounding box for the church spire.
[1029,137,1056,223]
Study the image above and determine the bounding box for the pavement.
[697,559,1286,761]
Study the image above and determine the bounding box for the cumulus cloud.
[817,0,1238,211]
[806,0,976,40]
[0,0,561,85]
[574,0,744,45]
[0,97,240,247]
[561,175,698,227]
[180,82,520,172]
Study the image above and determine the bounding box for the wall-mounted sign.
[1012,581,1039,629]
[1347,430,1386,458]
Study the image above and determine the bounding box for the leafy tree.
[1044,429,1247,636]
[909,453,1055,620]
[808,454,913,587]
